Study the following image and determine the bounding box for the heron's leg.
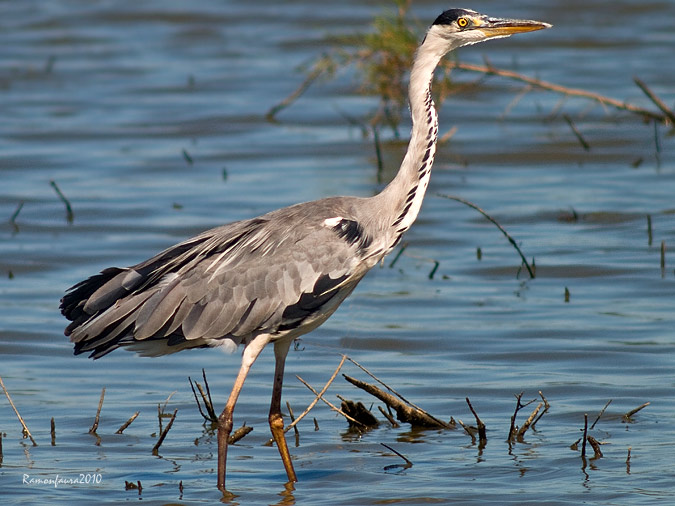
[217,337,269,492]
[269,339,298,483]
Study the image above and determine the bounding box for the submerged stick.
[381,442,413,471]
[343,374,451,428]
[345,356,438,420]
[228,424,253,445]
[436,194,535,279]
[623,402,650,422]
[0,377,37,446]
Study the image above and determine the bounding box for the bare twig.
[581,413,588,458]
[516,402,542,440]
[449,61,671,124]
[9,201,23,231]
[295,374,365,426]
[1,377,38,446]
[286,354,346,433]
[508,391,535,442]
[152,409,177,455]
[266,55,334,120]
[189,370,217,422]
[436,194,535,279]
[590,399,612,430]
[6,387,39,447]
[563,114,591,151]
[531,391,550,429]
[116,411,140,434]
[466,397,487,442]
[286,401,299,438]
[89,387,106,434]
[49,180,74,224]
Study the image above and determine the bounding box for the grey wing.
[62,206,370,358]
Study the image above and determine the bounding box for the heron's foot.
[269,412,298,483]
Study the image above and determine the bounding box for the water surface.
[1,1,674,504]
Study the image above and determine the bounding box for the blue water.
[1,1,674,504]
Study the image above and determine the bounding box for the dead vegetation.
[0,357,653,488]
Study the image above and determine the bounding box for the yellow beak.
[478,18,552,38]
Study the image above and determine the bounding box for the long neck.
[374,33,449,250]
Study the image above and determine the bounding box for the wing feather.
[62,197,375,357]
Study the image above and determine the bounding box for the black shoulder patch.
[331,218,372,252]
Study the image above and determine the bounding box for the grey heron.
[60,8,550,491]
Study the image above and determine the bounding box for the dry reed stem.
[116,411,140,434]
[436,194,535,279]
[0,377,37,446]
[286,354,346,433]
[590,399,612,430]
[89,387,105,434]
[581,413,588,458]
[295,374,365,427]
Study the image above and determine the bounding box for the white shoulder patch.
[323,216,343,227]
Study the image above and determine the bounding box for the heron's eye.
[457,17,469,28]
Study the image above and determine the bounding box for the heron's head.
[429,8,551,50]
